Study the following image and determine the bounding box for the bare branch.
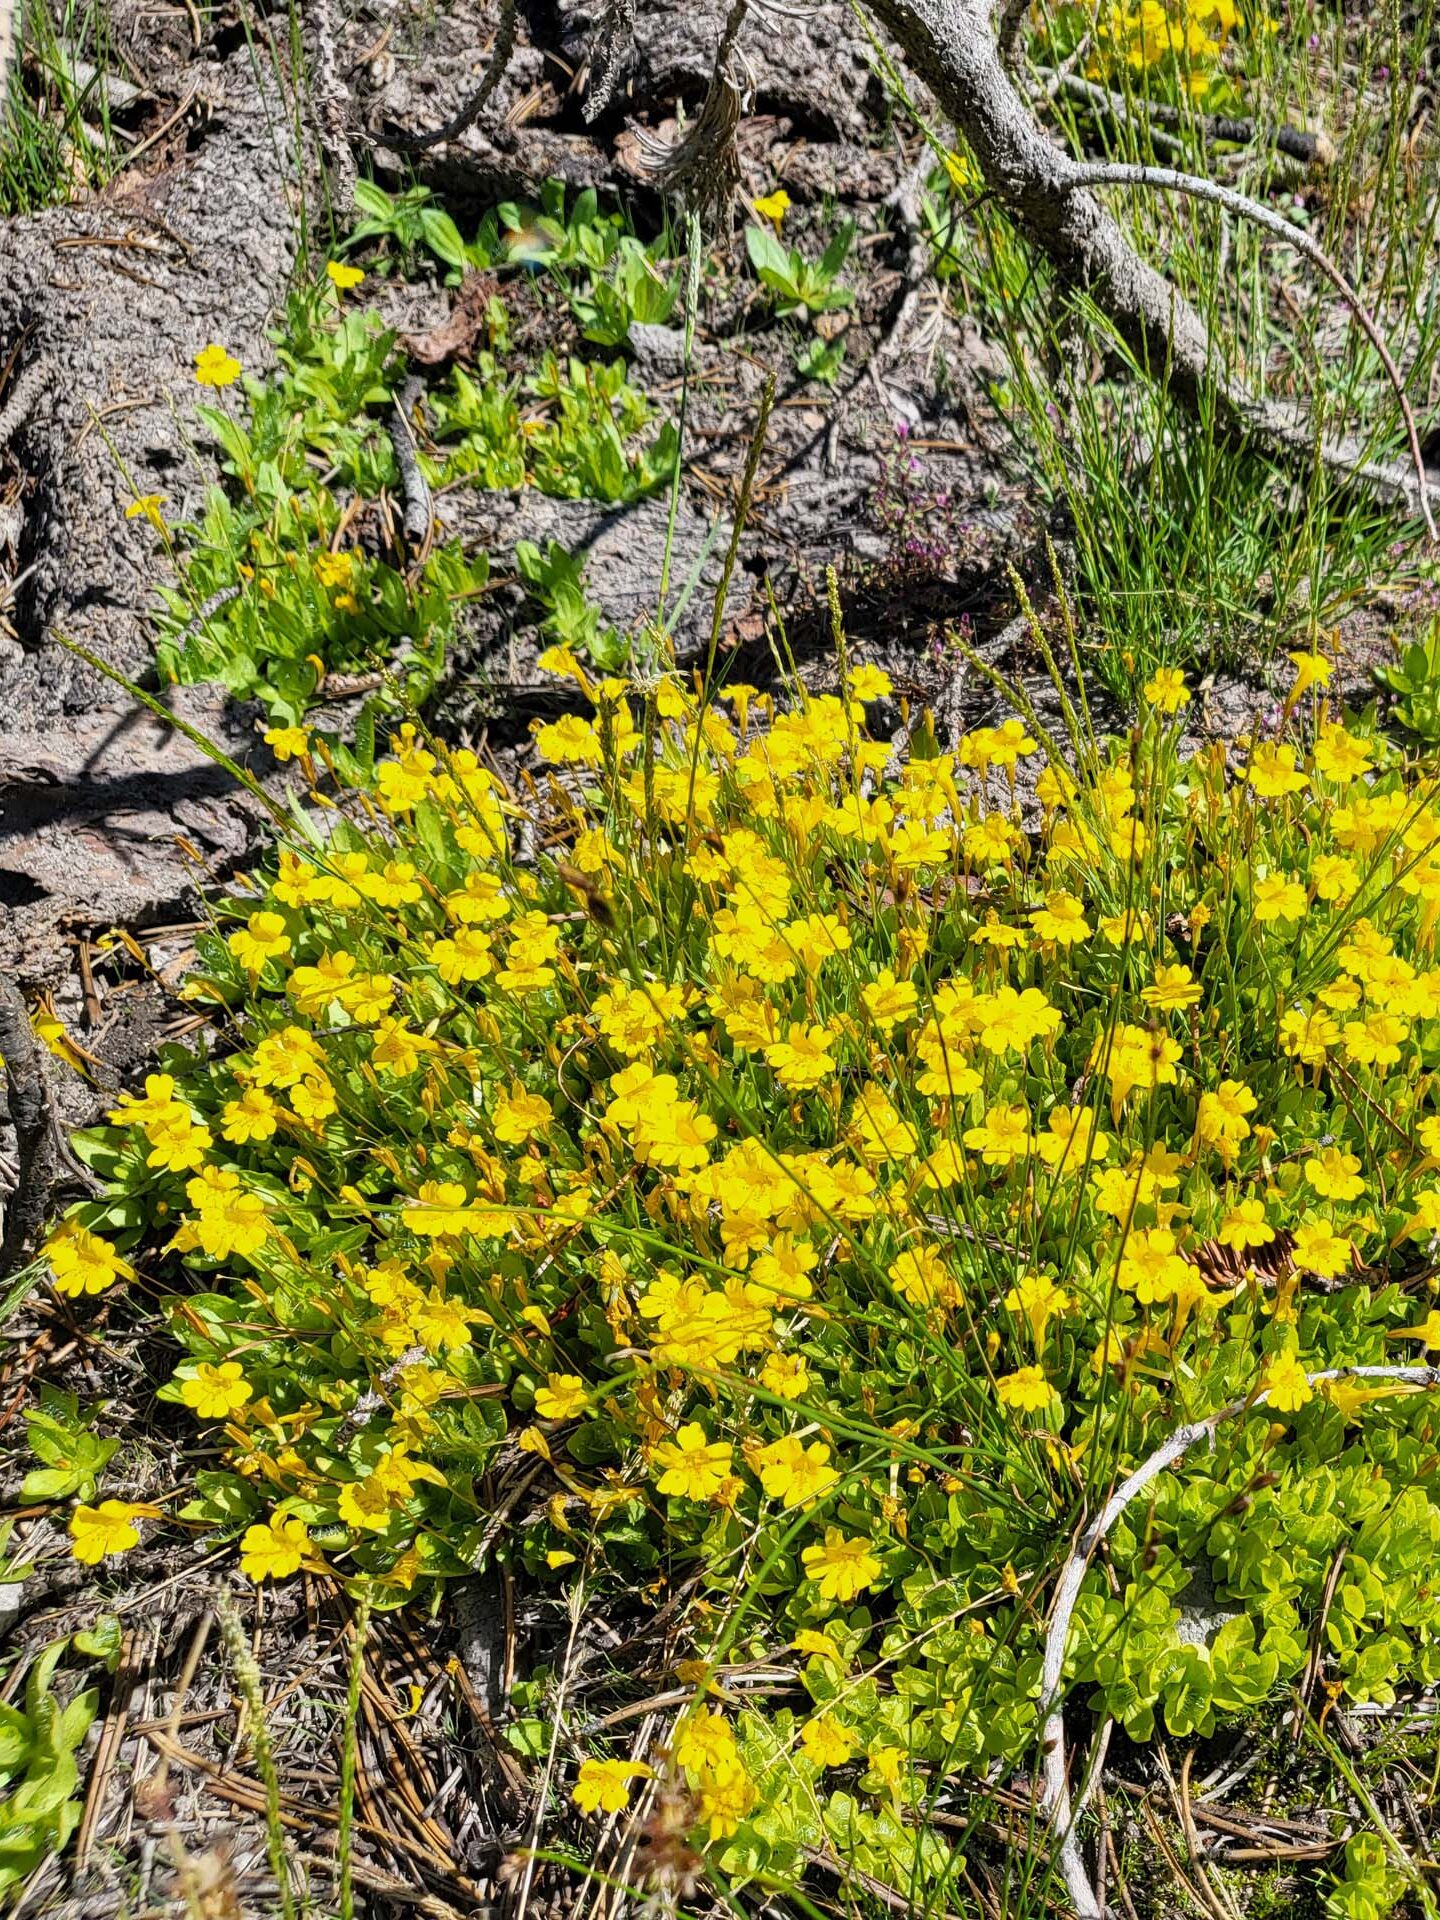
[1039,1364,1440,1918]
[863,0,1434,531]
[1064,160,1437,542]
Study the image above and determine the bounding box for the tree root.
[1039,1364,1440,1919]
[0,982,56,1279]
[864,0,1436,534]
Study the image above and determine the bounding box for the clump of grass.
[907,0,1440,704]
[0,0,122,215]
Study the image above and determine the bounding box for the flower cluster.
[52,648,1440,1891]
[1095,0,1245,97]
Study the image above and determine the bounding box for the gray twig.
[172,582,243,646]
[388,376,433,552]
[381,0,517,153]
[309,0,359,212]
[1039,1364,1440,1918]
[582,0,635,121]
[0,983,56,1279]
[1062,160,1437,542]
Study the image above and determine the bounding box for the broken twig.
[388,376,434,554]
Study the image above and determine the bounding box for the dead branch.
[388,376,434,553]
[863,0,1435,529]
[623,0,750,216]
[1063,160,1437,541]
[1039,1364,1440,1919]
[381,0,518,153]
[309,0,359,211]
[0,982,56,1278]
[582,0,636,121]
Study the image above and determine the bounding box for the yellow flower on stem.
[124,494,166,533]
[179,1360,253,1420]
[240,1514,315,1582]
[534,1373,588,1421]
[800,1714,856,1768]
[1261,1348,1312,1414]
[752,188,791,230]
[800,1529,883,1603]
[264,724,311,762]
[326,260,365,290]
[995,1366,1054,1412]
[1143,666,1190,712]
[194,343,241,388]
[69,1500,149,1564]
[653,1423,732,1501]
[572,1757,653,1815]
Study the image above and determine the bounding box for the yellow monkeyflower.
[753,1434,838,1506]
[264,724,311,762]
[1142,964,1201,1011]
[124,493,166,532]
[753,188,791,229]
[1262,1348,1313,1413]
[1286,651,1333,697]
[228,910,291,974]
[47,1222,134,1298]
[194,342,241,387]
[653,1423,733,1500]
[69,1501,147,1564]
[800,1529,883,1603]
[572,1757,653,1815]
[1144,666,1190,711]
[179,1360,253,1420]
[1304,1145,1365,1202]
[995,1366,1053,1412]
[534,1373,589,1421]
[240,1514,314,1581]
[800,1714,856,1768]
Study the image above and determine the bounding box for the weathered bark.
[0,980,53,1276]
[0,50,298,964]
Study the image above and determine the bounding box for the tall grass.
[903,0,1440,703]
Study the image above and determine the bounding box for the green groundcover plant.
[39,637,1440,1898]
[145,257,677,721]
